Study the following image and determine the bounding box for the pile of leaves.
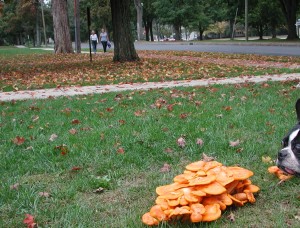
[142,160,260,226]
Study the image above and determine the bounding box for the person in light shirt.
[100,28,109,53]
[90,30,98,54]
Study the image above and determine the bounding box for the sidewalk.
[1,73,299,102]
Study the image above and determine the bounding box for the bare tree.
[110,0,139,62]
[52,0,73,53]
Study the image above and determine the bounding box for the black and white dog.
[277,99,300,176]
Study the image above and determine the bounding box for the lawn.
[0,47,300,92]
[1,80,300,227]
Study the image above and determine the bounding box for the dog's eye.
[295,144,300,150]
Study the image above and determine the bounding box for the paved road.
[83,41,300,57]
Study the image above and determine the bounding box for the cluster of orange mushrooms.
[142,160,260,226]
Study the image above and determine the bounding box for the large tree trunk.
[134,0,143,40]
[149,20,154,41]
[52,0,73,53]
[110,0,139,62]
[278,0,299,40]
[173,23,181,40]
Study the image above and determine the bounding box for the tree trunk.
[52,0,73,53]
[110,0,139,62]
[278,0,299,40]
[174,23,180,40]
[134,0,143,40]
[74,0,81,53]
[149,20,154,41]
[145,22,150,41]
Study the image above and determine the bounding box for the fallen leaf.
[164,148,173,153]
[69,128,77,135]
[32,115,39,122]
[229,140,240,147]
[10,183,20,190]
[13,136,25,145]
[49,134,58,142]
[236,148,244,153]
[93,187,104,194]
[71,166,81,171]
[167,104,174,112]
[23,214,36,228]
[196,138,204,146]
[262,156,273,164]
[180,113,188,119]
[177,137,186,148]
[160,163,171,172]
[223,106,232,111]
[119,120,126,125]
[54,144,69,155]
[117,147,125,154]
[38,192,50,198]
[71,119,80,124]
[202,153,215,162]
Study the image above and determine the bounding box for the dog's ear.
[296,99,300,122]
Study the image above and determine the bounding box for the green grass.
[1,81,300,227]
[0,46,52,56]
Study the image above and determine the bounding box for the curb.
[1,74,299,102]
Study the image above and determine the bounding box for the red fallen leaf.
[167,104,174,112]
[38,192,50,198]
[177,137,186,148]
[69,128,77,135]
[160,163,171,172]
[23,214,36,228]
[71,119,80,124]
[119,120,126,125]
[134,110,145,116]
[236,148,244,153]
[196,138,204,146]
[164,148,173,153]
[195,101,202,106]
[180,113,188,119]
[117,147,125,154]
[13,136,25,145]
[106,107,113,112]
[71,166,81,171]
[223,106,232,111]
[10,183,20,190]
[55,145,69,155]
[229,140,240,147]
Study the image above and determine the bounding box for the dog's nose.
[278,150,289,160]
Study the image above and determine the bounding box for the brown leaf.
[117,147,125,154]
[69,128,77,135]
[71,166,82,171]
[93,187,104,194]
[164,148,173,153]
[196,138,204,146]
[49,134,58,142]
[13,136,25,145]
[167,104,174,112]
[71,119,80,124]
[10,183,20,190]
[38,192,50,198]
[160,163,171,172]
[223,106,232,111]
[177,137,186,148]
[23,214,37,228]
[180,113,188,119]
[32,115,39,122]
[202,153,215,162]
[229,140,240,147]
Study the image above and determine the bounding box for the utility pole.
[245,0,248,41]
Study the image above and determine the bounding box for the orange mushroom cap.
[201,204,222,222]
[142,212,159,226]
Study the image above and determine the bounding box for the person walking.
[90,30,98,54]
[100,28,109,53]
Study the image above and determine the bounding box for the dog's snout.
[278,149,289,160]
